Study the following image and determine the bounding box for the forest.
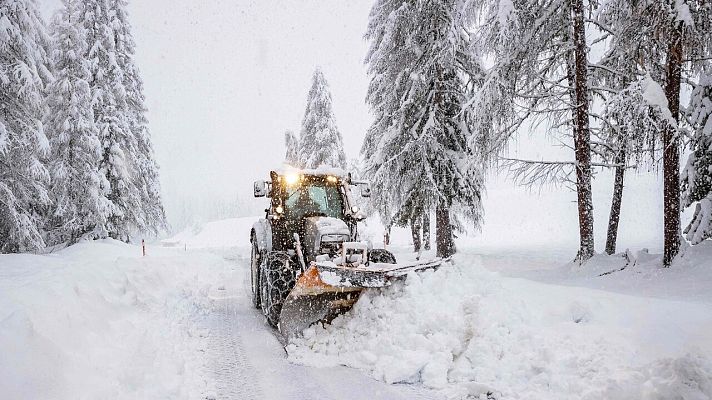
[1,0,711,266]
[281,0,712,266]
[1,0,165,253]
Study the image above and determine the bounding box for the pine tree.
[471,0,598,261]
[44,0,108,245]
[598,0,712,265]
[82,0,140,241]
[298,68,347,170]
[112,0,166,236]
[0,0,52,253]
[682,72,712,244]
[284,129,300,167]
[596,74,667,254]
[362,0,484,258]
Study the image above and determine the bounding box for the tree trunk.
[605,149,626,255]
[662,22,683,267]
[570,0,595,261]
[423,209,431,250]
[411,216,422,253]
[435,201,455,258]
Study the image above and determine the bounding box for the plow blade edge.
[277,258,444,339]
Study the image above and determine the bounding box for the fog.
[39,0,677,253]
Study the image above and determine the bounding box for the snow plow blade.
[278,258,444,339]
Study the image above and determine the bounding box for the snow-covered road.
[2,216,711,399]
[201,252,443,400]
[0,238,444,400]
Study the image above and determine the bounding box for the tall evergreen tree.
[471,0,598,260]
[595,74,667,254]
[82,0,140,241]
[284,129,300,167]
[44,0,108,245]
[112,0,166,235]
[0,0,52,252]
[362,0,484,258]
[682,72,712,244]
[298,68,347,170]
[598,0,712,265]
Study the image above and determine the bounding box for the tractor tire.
[250,233,261,309]
[369,248,397,264]
[259,251,296,328]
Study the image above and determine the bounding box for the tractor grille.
[319,234,349,257]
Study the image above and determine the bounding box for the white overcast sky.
[40,0,373,217]
[38,0,675,252]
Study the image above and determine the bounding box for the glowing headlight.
[275,205,284,214]
[351,206,359,213]
[284,173,300,186]
[326,175,338,183]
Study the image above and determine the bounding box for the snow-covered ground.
[0,217,441,399]
[288,251,712,399]
[2,216,711,399]
[0,240,223,399]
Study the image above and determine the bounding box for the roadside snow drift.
[161,216,257,249]
[0,240,224,399]
[287,255,712,399]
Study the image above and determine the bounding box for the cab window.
[284,184,344,219]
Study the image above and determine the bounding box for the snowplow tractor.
[250,169,443,339]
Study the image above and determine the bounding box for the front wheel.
[369,248,397,264]
[259,251,296,328]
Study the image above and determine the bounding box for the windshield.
[283,183,344,220]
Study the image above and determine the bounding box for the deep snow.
[0,218,441,400]
[0,240,221,399]
[287,254,712,399]
[1,216,711,399]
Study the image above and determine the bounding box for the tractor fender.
[251,218,273,252]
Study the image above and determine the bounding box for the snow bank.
[287,255,712,399]
[0,240,223,399]
[162,216,258,249]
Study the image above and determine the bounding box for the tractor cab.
[253,169,368,262]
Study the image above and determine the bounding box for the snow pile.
[162,216,257,249]
[0,240,222,399]
[287,256,712,399]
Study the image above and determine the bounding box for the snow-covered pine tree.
[44,0,108,245]
[284,129,300,167]
[112,0,166,236]
[597,0,712,265]
[82,0,140,241]
[588,4,672,255]
[362,0,484,258]
[682,72,712,244]
[471,0,597,261]
[0,0,52,253]
[595,74,667,254]
[298,68,346,170]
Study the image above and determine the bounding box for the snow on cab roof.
[274,164,349,178]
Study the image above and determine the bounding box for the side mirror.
[254,180,267,197]
[360,184,372,198]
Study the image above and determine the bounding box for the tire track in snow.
[206,296,263,400]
